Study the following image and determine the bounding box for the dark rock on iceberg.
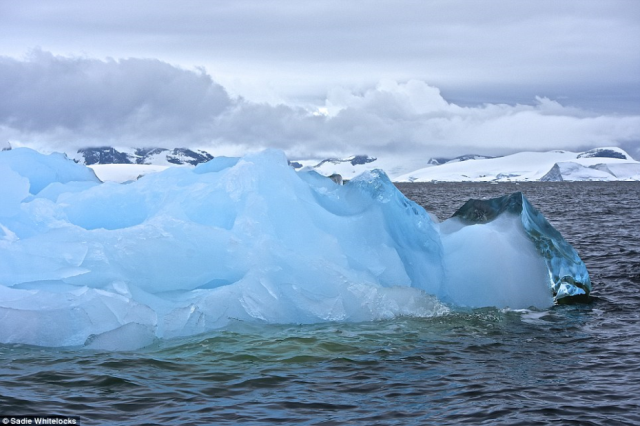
[452,192,591,303]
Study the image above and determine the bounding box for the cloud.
[5,0,640,113]
[0,50,231,149]
[2,1,639,111]
[1,51,639,161]
[297,81,640,158]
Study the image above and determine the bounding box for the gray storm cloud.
[1,51,639,159]
[3,0,639,112]
[0,50,231,149]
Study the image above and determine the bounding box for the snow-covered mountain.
[292,148,640,183]
[69,146,215,182]
[291,155,380,179]
[14,144,638,183]
[395,147,640,182]
[74,147,214,166]
[427,154,499,166]
[73,148,387,183]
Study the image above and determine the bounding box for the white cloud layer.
[1,1,639,111]
[1,52,639,160]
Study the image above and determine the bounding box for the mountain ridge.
[395,147,640,182]
[9,145,637,182]
[75,146,214,166]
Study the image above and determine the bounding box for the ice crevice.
[0,148,591,349]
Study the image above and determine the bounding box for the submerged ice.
[0,148,590,349]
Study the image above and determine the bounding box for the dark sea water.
[1,182,639,425]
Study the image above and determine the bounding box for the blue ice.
[0,148,590,349]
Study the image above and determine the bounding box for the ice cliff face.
[0,148,590,349]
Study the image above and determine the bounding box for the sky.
[1,0,639,162]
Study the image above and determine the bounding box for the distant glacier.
[6,144,637,183]
[395,147,640,182]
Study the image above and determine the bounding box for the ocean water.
[1,182,639,425]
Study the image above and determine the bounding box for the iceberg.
[0,148,590,349]
[441,193,591,305]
